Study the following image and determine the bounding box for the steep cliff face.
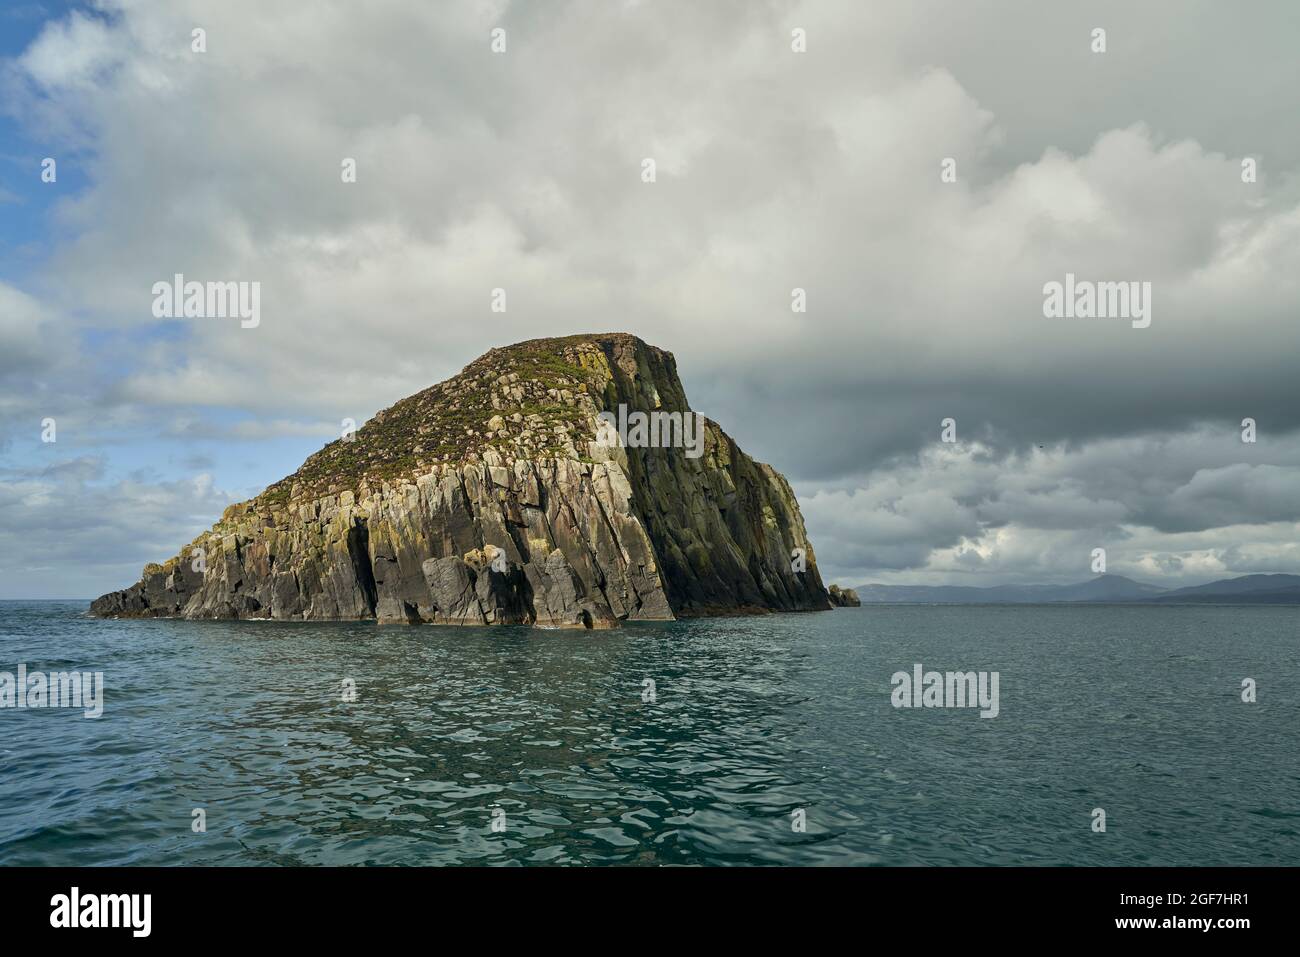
[91,334,831,627]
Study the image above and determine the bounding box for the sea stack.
[91,334,831,627]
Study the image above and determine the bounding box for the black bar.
[0,866,1278,942]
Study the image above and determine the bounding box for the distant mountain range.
[853,574,1300,605]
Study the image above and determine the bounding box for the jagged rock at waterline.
[91,334,831,628]
[828,585,861,607]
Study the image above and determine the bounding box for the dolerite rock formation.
[91,334,831,628]
[827,585,861,607]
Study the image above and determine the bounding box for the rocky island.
[828,585,861,607]
[91,334,831,627]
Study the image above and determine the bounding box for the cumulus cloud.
[801,430,1300,586]
[0,282,58,377]
[17,9,119,92]
[0,455,238,598]
[1,0,1298,595]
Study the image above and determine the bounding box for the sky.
[1,0,1298,599]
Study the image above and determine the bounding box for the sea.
[1,600,1296,866]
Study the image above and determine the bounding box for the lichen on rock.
[90,333,831,627]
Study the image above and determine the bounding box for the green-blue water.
[1,601,1296,866]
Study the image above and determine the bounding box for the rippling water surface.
[1,601,1297,866]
